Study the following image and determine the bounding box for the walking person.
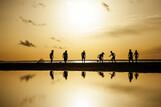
[109,51,116,63]
[63,50,68,63]
[50,50,54,63]
[81,50,86,63]
[134,50,139,63]
[128,49,133,63]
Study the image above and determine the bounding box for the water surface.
[0,71,161,107]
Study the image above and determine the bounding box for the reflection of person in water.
[81,71,86,78]
[81,50,86,63]
[98,52,105,63]
[63,71,68,80]
[109,51,116,63]
[50,50,54,63]
[110,72,115,79]
[50,70,54,80]
[128,72,133,82]
[134,72,139,80]
[98,72,104,78]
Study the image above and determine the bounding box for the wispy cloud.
[146,46,161,58]
[20,95,45,107]
[93,15,161,37]
[32,1,46,8]
[129,0,144,4]
[19,40,36,48]
[50,37,61,42]
[102,2,110,11]
[53,46,64,50]
[19,16,46,26]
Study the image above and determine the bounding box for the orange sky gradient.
[1,0,161,60]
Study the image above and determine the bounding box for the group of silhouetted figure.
[49,49,139,82]
[128,49,139,63]
[49,49,139,63]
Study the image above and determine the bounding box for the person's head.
[129,49,132,52]
[65,50,67,53]
[110,51,113,53]
[51,50,54,53]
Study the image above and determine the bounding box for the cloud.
[19,40,36,47]
[93,15,161,37]
[20,95,45,107]
[20,74,36,82]
[129,0,144,4]
[53,46,64,50]
[102,2,110,11]
[145,46,161,58]
[19,16,46,26]
[50,37,61,42]
[107,84,142,93]
[32,1,46,8]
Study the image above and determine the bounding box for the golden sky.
[1,0,161,60]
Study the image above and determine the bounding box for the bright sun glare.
[72,93,91,107]
[65,1,105,33]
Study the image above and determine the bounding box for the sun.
[71,92,91,107]
[65,1,105,34]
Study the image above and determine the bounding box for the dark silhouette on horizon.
[81,71,86,78]
[50,50,54,63]
[109,51,116,63]
[98,52,105,63]
[63,70,68,80]
[63,50,68,63]
[110,72,116,79]
[81,50,86,63]
[98,72,105,78]
[134,50,139,63]
[134,72,139,80]
[49,70,54,80]
[128,49,134,63]
[128,72,133,82]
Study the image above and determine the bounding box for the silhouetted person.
[134,72,139,80]
[134,50,139,63]
[63,50,68,63]
[128,49,133,63]
[63,70,68,80]
[109,51,116,63]
[128,72,133,82]
[50,50,54,63]
[50,70,54,80]
[98,72,104,78]
[81,50,86,63]
[81,71,86,78]
[98,52,105,63]
[110,72,115,79]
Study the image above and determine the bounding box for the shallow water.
[0,71,161,107]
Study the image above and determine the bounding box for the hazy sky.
[1,0,161,60]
